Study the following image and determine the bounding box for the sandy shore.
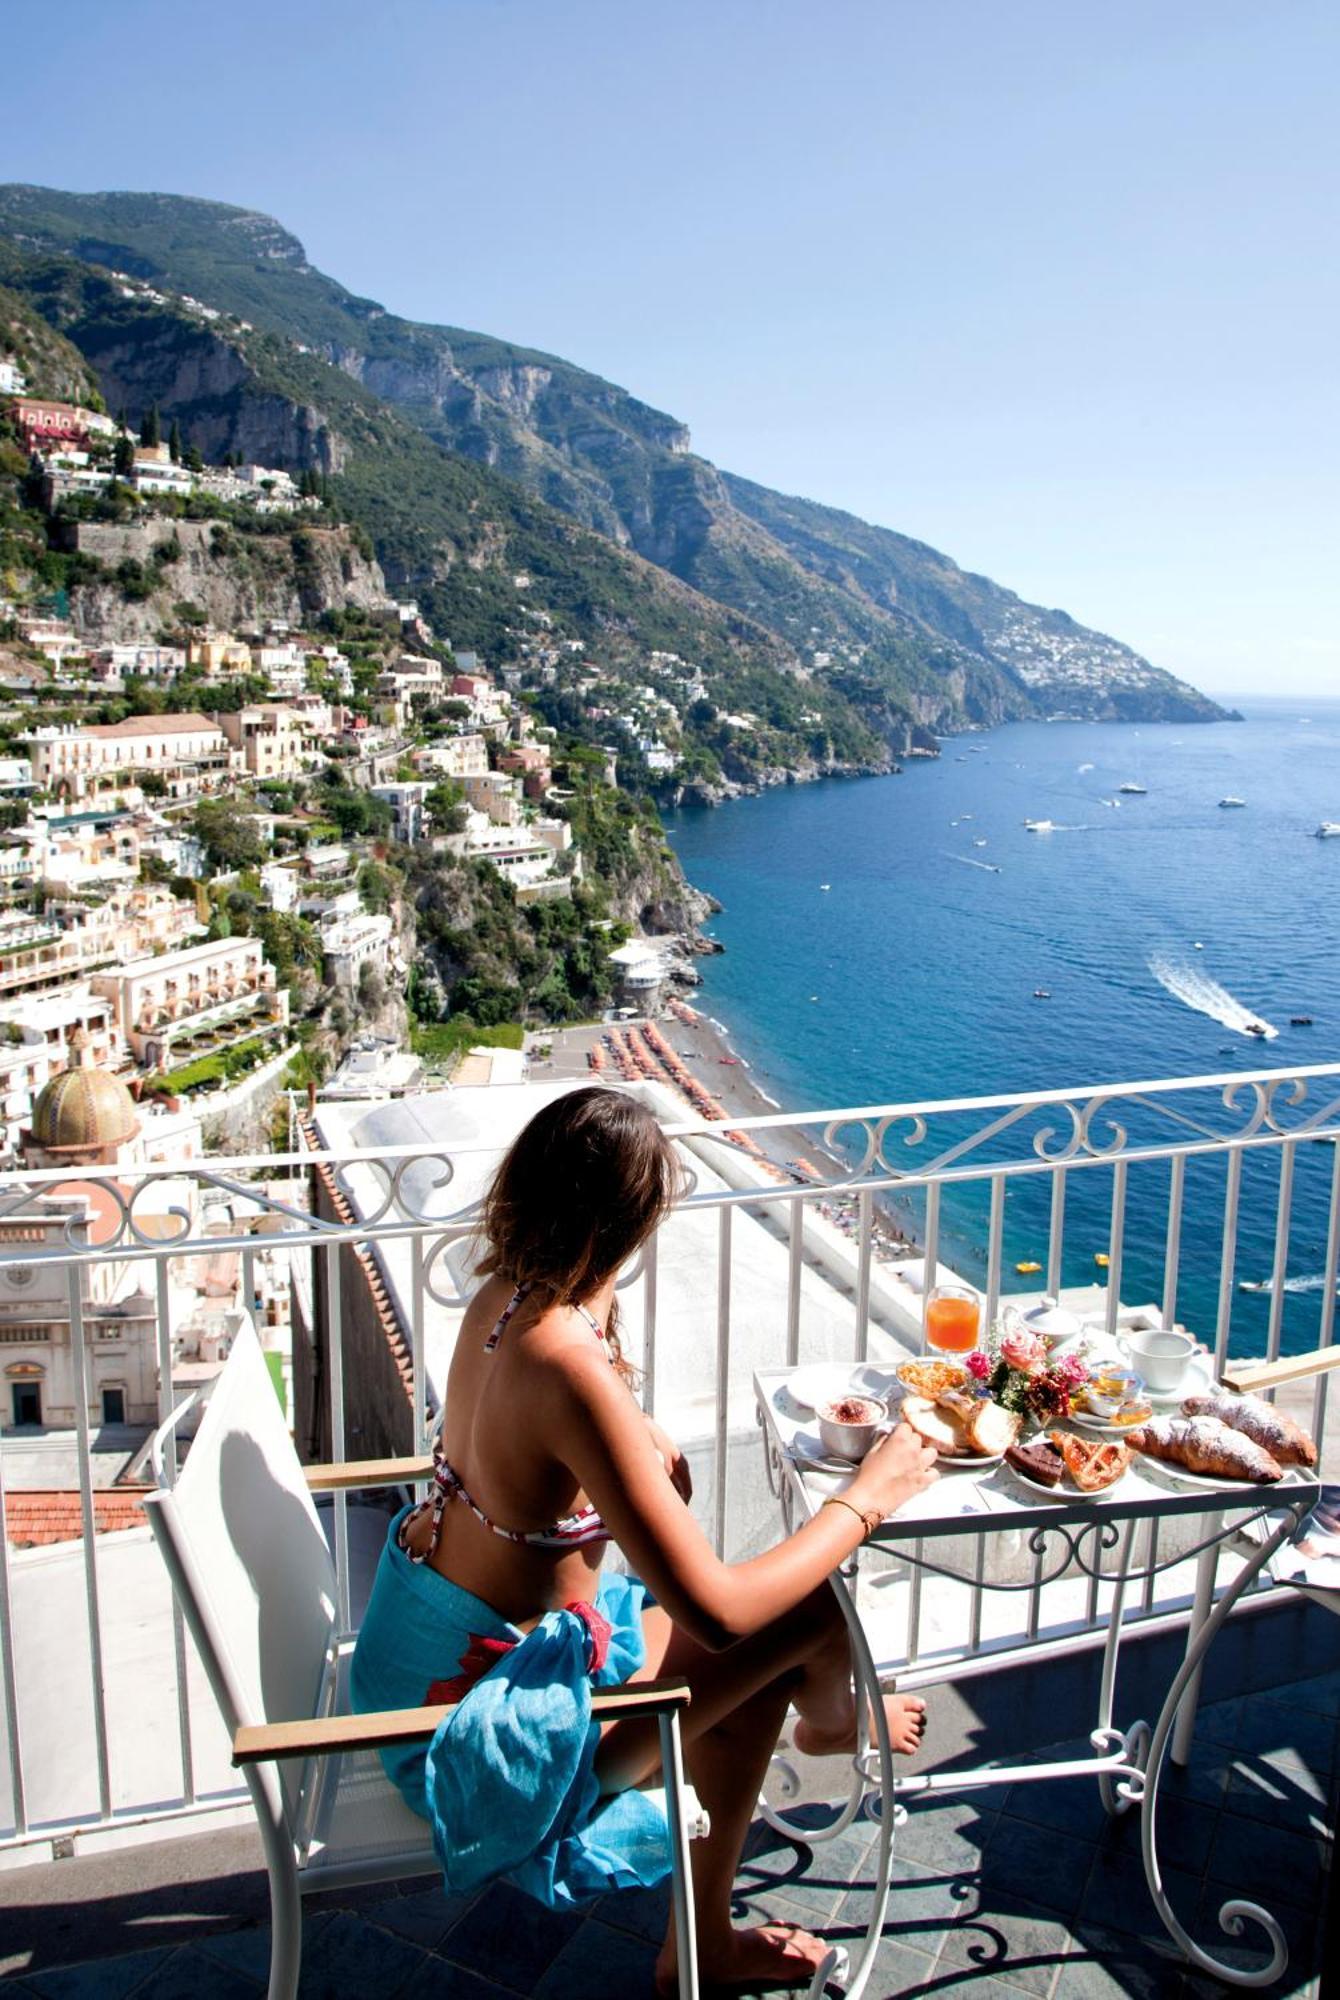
[526,1004,915,1260]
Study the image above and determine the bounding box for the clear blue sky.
[4,0,1336,696]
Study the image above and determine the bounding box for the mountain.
[0,240,885,790]
[0,184,1229,730]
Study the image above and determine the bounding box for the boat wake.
[1238,1272,1338,1296]
[943,851,1002,873]
[1148,955,1278,1039]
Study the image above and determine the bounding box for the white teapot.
[1015,1295,1087,1357]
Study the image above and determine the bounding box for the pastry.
[1180,1393,1317,1468]
[1051,1431,1131,1492]
[1006,1436,1064,1487]
[1127,1415,1283,1483]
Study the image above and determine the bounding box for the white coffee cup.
[1117,1326,1197,1395]
[817,1394,888,1462]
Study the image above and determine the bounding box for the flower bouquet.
[965,1315,1090,1425]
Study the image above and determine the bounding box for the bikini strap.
[483,1281,532,1353]
[398,1441,459,1565]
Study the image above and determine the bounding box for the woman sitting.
[353,1085,938,1995]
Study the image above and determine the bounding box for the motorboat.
[1023,818,1055,832]
[1245,1022,1267,1038]
[1291,1016,1314,1027]
[1315,822,1340,839]
[1218,796,1247,809]
[1118,782,1148,795]
[1033,988,1051,999]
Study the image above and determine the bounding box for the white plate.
[1068,1406,1156,1438]
[781,1364,857,1414]
[1131,1455,1287,1494]
[935,1448,1005,1472]
[782,1363,904,1415]
[788,1428,865,1476]
[1007,1460,1133,1502]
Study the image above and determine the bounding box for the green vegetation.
[148,1032,279,1094]
[409,1019,525,1063]
[190,797,266,872]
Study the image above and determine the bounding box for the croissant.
[1180,1393,1317,1468]
[1127,1414,1283,1483]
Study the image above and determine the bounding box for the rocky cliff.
[63,518,393,645]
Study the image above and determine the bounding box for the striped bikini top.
[399,1282,613,1563]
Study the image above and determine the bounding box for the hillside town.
[0,371,728,1102]
[0,360,755,1460]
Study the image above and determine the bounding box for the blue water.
[665,698,1340,1357]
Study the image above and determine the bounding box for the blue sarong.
[350,1506,673,1907]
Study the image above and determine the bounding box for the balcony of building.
[0,1060,1337,1995]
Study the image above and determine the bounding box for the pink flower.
[965,1348,991,1381]
[999,1327,1047,1377]
[1058,1353,1089,1386]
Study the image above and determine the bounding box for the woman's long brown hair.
[477,1086,680,1371]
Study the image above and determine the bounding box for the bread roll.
[967,1401,1020,1456]
[1180,1393,1317,1468]
[1127,1414,1283,1483]
[901,1394,966,1456]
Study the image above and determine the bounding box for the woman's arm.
[644,1412,692,1503]
[546,1343,937,1650]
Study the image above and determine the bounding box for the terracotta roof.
[5,1488,150,1548]
[86,714,219,740]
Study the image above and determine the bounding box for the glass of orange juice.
[925,1284,981,1355]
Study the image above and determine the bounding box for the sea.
[664,696,1340,1361]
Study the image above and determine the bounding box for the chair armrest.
[303,1455,435,1492]
[1222,1347,1340,1393]
[232,1676,692,1765]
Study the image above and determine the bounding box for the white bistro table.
[753,1367,1320,2000]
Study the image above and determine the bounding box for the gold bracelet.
[820,1495,873,1542]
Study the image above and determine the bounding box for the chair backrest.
[146,1319,337,1815]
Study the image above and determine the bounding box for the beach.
[524,1004,915,1263]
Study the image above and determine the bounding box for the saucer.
[1143,1354,1216,1407]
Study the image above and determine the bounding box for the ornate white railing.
[0,1057,1336,1854]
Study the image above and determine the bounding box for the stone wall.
[293,1159,414,1465]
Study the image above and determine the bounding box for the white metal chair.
[145,1320,702,2000]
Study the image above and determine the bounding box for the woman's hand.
[849,1420,939,1521]
[645,1414,692,1503]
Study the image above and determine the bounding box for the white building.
[130,459,194,500]
[97,645,186,683]
[320,913,394,990]
[24,717,238,801]
[0,359,27,395]
[608,939,667,1005]
[259,860,300,914]
[370,781,430,843]
[417,734,489,780]
[90,935,288,1066]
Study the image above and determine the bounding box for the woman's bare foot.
[656,1921,833,1997]
[792,1692,927,1758]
